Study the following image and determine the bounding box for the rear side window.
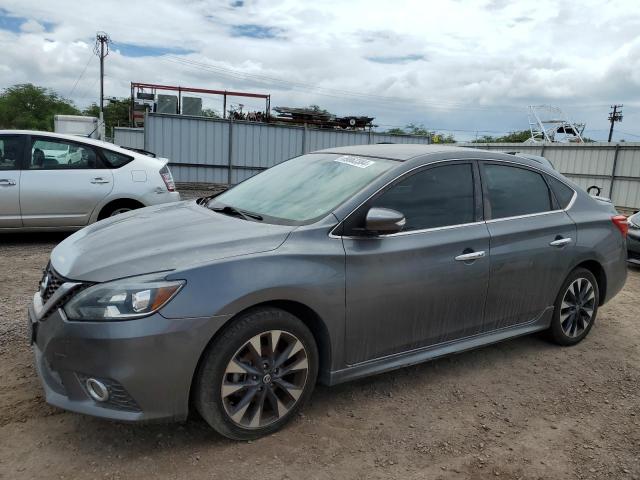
[372,163,475,231]
[0,135,24,170]
[101,149,133,168]
[483,164,552,219]
[546,175,575,209]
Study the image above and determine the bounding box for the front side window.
[371,163,476,231]
[209,153,397,224]
[483,164,552,219]
[0,135,24,170]
[29,138,98,170]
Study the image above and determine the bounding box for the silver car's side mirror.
[365,207,406,234]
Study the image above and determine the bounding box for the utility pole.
[607,104,623,142]
[94,32,110,139]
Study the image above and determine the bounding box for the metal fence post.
[540,142,546,157]
[609,143,620,199]
[302,123,307,154]
[227,118,233,185]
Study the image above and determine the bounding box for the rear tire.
[195,307,318,440]
[549,268,599,346]
[98,200,144,220]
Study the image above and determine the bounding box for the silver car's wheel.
[560,278,596,338]
[221,330,309,429]
[109,207,132,217]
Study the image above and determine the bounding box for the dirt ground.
[1,217,639,479]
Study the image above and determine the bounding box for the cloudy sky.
[0,0,639,141]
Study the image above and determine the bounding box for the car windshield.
[208,153,396,224]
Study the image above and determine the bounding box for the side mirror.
[365,207,406,234]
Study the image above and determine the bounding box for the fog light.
[85,378,109,402]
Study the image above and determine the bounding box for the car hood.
[51,201,294,282]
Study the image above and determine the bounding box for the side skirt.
[324,306,554,386]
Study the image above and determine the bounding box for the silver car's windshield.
[208,153,396,224]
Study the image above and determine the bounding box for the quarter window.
[0,136,23,170]
[546,175,575,209]
[483,164,552,219]
[101,149,133,168]
[28,138,98,170]
[371,163,475,231]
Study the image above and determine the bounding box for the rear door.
[0,134,25,228]
[480,162,577,331]
[20,136,114,227]
[343,161,491,364]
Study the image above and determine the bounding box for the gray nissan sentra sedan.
[29,144,628,440]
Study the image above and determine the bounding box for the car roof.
[312,143,473,161]
[0,129,136,156]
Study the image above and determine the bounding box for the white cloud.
[0,0,639,140]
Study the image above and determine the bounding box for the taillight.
[612,215,628,237]
[159,165,175,192]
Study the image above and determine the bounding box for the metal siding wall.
[113,128,144,150]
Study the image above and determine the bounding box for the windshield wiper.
[211,205,263,221]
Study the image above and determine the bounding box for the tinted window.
[29,138,98,170]
[102,149,133,168]
[483,164,551,219]
[372,163,475,231]
[546,175,575,209]
[0,136,23,170]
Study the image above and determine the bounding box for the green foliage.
[201,108,221,118]
[385,123,456,143]
[471,130,531,143]
[0,83,79,131]
[83,99,130,137]
[385,127,407,135]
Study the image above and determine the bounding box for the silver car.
[29,144,628,440]
[0,130,180,231]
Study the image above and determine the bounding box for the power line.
[67,52,94,99]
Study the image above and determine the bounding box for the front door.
[342,162,491,365]
[20,136,113,228]
[480,163,577,330]
[0,135,25,228]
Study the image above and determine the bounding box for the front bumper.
[628,232,640,265]
[29,295,230,423]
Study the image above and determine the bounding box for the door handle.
[549,237,572,247]
[90,177,110,184]
[455,250,486,262]
[0,179,16,186]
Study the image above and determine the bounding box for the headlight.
[64,274,185,321]
[629,217,639,229]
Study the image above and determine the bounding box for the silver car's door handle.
[0,179,16,186]
[549,237,572,247]
[90,177,110,184]
[454,250,486,262]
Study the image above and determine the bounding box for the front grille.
[40,263,65,303]
[39,263,92,312]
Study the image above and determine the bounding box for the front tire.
[549,268,599,346]
[195,307,318,440]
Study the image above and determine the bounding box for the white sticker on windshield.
[334,155,375,169]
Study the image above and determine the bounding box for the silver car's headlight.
[64,274,185,321]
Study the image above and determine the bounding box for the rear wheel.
[97,200,144,220]
[549,268,599,345]
[195,307,318,440]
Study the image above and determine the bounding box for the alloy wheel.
[560,278,596,338]
[221,330,309,429]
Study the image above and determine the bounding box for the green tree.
[201,108,221,118]
[0,83,79,131]
[385,127,407,135]
[471,130,531,143]
[83,98,130,138]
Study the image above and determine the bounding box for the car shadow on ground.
[0,232,71,246]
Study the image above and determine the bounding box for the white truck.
[53,115,100,139]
